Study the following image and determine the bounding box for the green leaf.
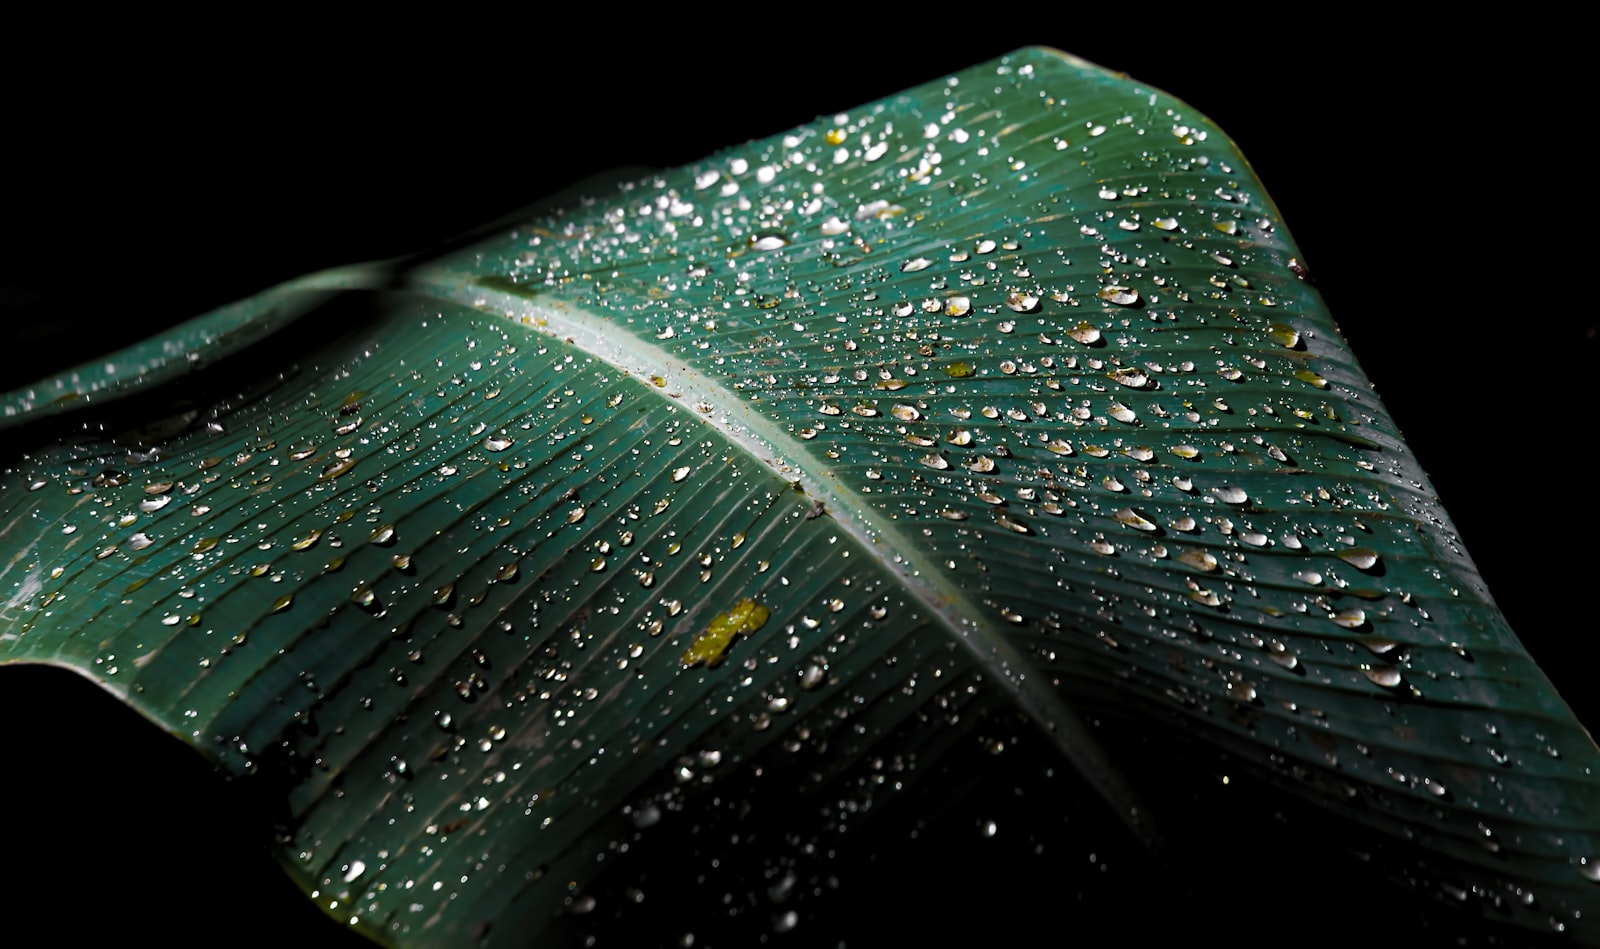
[3,46,1596,945]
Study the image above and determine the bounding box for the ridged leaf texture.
[2,47,1596,945]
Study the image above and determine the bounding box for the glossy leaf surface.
[2,47,1596,945]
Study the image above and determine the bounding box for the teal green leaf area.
[3,48,1596,944]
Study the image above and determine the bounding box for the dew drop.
[1269,323,1302,349]
[1005,291,1039,313]
[1362,664,1402,688]
[1337,548,1381,571]
[1114,508,1158,532]
[1331,608,1366,629]
[1210,486,1249,505]
[1108,367,1148,388]
[1067,322,1102,345]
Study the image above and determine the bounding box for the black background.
[2,21,1593,947]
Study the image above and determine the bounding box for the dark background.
[2,22,1592,947]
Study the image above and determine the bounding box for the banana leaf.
[3,42,1596,947]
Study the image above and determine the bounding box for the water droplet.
[1210,486,1249,505]
[320,457,357,480]
[1362,664,1402,688]
[1114,508,1158,532]
[1108,367,1148,388]
[1269,323,1302,349]
[1294,369,1329,389]
[1005,291,1039,313]
[945,296,972,317]
[1067,322,1102,345]
[484,435,513,452]
[1098,286,1139,306]
[1337,548,1381,571]
[750,232,788,251]
[1331,608,1366,629]
[900,256,933,273]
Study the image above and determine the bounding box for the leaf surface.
[2,47,1596,944]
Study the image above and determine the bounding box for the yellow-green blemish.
[681,598,770,667]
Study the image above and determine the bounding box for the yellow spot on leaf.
[681,598,770,667]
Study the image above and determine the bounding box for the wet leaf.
[2,47,1596,946]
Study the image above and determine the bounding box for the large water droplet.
[1362,664,1402,688]
[1210,486,1249,505]
[1337,548,1381,571]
